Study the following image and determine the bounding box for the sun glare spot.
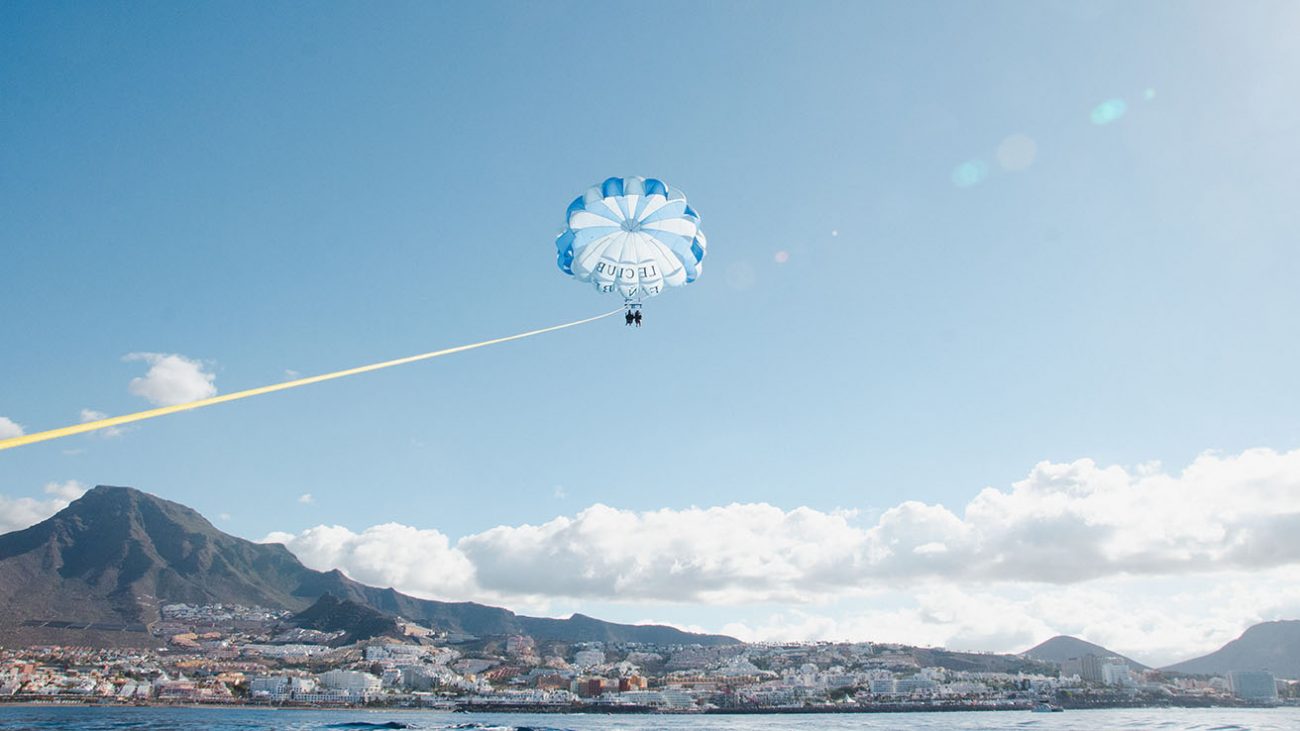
[1091,98,1128,125]
[726,261,756,290]
[996,134,1037,171]
[951,160,989,188]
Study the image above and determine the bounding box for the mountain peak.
[1242,619,1300,635]
[1164,620,1300,678]
[59,484,216,531]
[79,484,165,505]
[0,484,321,638]
[1021,635,1148,671]
[0,485,739,649]
[293,593,402,645]
[86,484,144,495]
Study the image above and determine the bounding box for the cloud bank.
[123,352,217,406]
[719,566,1300,667]
[266,448,1300,607]
[0,481,87,534]
[79,409,126,438]
[0,416,24,439]
[253,447,1300,662]
[264,523,478,599]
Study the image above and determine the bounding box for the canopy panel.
[556,176,707,300]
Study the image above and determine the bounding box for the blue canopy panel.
[555,176,706,300]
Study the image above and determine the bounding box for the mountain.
[913,647,1058,675]
[1163,621,1300,679]
[0,485,738,648]
[1021,635,1149,671]
[291,593,403,645]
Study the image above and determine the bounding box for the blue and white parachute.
[555,176,707,300]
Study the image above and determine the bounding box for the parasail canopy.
[555,176,707,300]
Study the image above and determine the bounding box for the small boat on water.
[1031,701,1064,712]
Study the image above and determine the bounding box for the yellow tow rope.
[0,309,622,452]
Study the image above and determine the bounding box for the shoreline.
[0,699,1284,714]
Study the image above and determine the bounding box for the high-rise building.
[574,649,606,669]
[896,677,937,694]
[317,669,381,695]
[869,678,895,694]
[1101,662,1133,687]
[618,675,648,692]
[1079,654,1105,684]
[570,677,605,697]
[1227,671,1279,702]
[506,635,536,657]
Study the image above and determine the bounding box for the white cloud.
[996,133,1037,171]
[43,480,88,501]
[0,416,24,439]
[265,523,477,599]
[265,448,1300,604]
[478,447,1300,601]
[79,409,125,438]
[298,493,314,504]
[720,566,1300,667]
[461,503,869,604]
[0,481,88,534]
[262,447,1300,657]
[123,352,217,406]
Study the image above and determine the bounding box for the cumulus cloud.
[79,409,125,438]
[0,481,88,534]
[264,523,477,599]
[123,352,217,406]
[950,448,1300,582]
[721,566,1300,666]
[0,416,24,439]
[462,503,868,604]
[264,448,1300,611]
[298,493,314,504]
[43,480,88,501]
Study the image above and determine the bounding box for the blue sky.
[3,1,1300,662]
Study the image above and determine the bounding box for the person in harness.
[633,310,642,327]
[625,310,635,326]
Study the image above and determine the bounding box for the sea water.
[0,706,1297,731]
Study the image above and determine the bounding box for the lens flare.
[996,134,1037,171]
[726,261,756,290]
[774,251,790,264]
[951,160,989,188]
[1091,99,1128,125]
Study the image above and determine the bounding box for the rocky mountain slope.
[0,485,738,648]
[1163,621,1300,679]
[1021,635,1149,671]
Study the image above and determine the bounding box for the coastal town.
[1,603,1291,713]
